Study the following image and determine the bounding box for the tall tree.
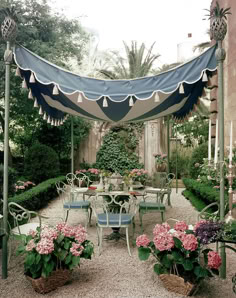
[0,0,91,163]
[99,41,160,79]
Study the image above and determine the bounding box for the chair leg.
[167,193,172,207]
[126,227,131,257]
[98,227,103,255]
[139,210,144,233]
[161,211,165,223]
[89,207,92,226]
[64,209,69,222]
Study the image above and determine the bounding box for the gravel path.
[0,188,235,298]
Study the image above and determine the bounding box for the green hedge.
[182,178,228,210]
[8,176,66,211]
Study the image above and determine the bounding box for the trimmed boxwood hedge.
[8,176,66,211]
[182,178,228,211]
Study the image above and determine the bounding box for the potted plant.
[153,153,167,172]
[16,223,94,294]
[129,169,148,187]
[136,220,222,296]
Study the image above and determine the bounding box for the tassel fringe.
[53,84,59,95]
[77,93,83,103]
[179,83,184,94]
[202,71,208,82]
[129,96,134,107]
[103,97,108,107]
[29,72,35,83]
[154,92,160,102]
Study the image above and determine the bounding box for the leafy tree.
[0,0,91,164]
[99,41,160,79]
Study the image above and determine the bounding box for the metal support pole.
[2,41,11,279]
[71,116,74,174]
[167,116,170,174]
[216,40,226,278]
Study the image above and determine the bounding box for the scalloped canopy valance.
[13,44,217,124]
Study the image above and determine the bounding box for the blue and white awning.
[13,44,217,124]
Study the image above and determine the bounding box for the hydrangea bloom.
[174,221,189,232]
[36,238,54,255]
[182,234,198,251]
[153,232,174,251]
[153,223,170,235]
[26,239,36,251]
[70,242,84,256]
[136,234,150,247]
[208,251,222,269]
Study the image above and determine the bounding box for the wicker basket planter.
[26,269,71,294]
[155,163,167,172]
[159,274,199,296]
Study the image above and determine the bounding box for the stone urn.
[155,163,167,172]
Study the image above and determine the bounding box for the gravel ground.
[0,188,235,298]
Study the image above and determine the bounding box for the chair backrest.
[55,181,68,197]
[198,202,220,221]
[66,173,76,186]
[152,172,168,188]
[75,172,91,187]
[91,194,139,227]
[8,202,41,234]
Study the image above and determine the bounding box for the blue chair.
[91,192,139,256]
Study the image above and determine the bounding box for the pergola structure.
[1,4,228,280]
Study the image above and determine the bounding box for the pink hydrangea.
[40,226,58,240]
[153,223,170,236]
[153,232,174,251]
[182,234,198,251]
[26,239,36,251]
[173,231,186,242]
[136,234,151,247]
[70,242,84,256]
[36,238,54,254]
[174,221,188,232]
[208,251,222,269]
[56,223,75,237]
[74,224,87,244]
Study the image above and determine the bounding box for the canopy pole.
[71,116,74,174]
[2,40,11,279]
[167,116,170,174]
[216,40,226,279]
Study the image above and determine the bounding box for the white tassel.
[39,106,43,115]
[47,116,51,124]
[22,78,27,89]
[53,84,59,95]
[154,92,160,102]
[179,83,185,94]
[77,93,83,103]
[202,71,208,82]
[33,99,38,108]
[60,119,63,125]
[15,67,21,76]
[28,89,33,99]
[103,97,108,107]
[129,96,134,107]
[29,72,35,83]
[51,119,54,126]
[43,112,47,120]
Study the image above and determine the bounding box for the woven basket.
[159,274,198,296]
[26,269,71,294]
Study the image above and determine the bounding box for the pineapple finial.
[205,1,231,41]
[0,6,18,41]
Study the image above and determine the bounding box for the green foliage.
[8,176,66,211]
[189,143,208,179]
[182,189,211,212]
[0,0,91,160]
[171,115,209,147]
[0,164,18,200]
[95,125,143,175]
[182,178,228,212]
[24,143,60,184]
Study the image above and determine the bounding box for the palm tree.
[99,41,160,79]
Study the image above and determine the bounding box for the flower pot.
[26,269,71,294]
[155,163,167,172]
[159,274,199,296]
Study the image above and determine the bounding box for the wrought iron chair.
[56,180,92,228]
[139,173,175,233]
[91,192,139,256]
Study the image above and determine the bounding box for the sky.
[52,0,212,65]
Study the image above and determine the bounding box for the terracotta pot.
[26,269,71,294]
[159,274,199,296]
[155,163,167,172]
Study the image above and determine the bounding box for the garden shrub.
[95,126,143,175]
[24,143,60,183]
[0,164,18,200]
[188,142,208,179]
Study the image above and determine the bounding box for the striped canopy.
[13,44,217,124]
